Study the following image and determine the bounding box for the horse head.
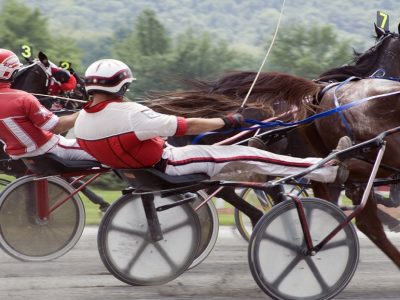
[12,51,88,110]
[319,25,400,81]
[11,54,50,95]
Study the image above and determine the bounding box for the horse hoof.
[99,203,110,213]
[388,223,400,233]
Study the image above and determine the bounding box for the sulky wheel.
[97,192,201,286]
[0,175,85,261]
[248,197,359,300]
[189,190,219,269]
[235,185,308,242]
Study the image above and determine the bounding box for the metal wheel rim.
[234,188,275,241]
[98,193,201,286]
[249,198,359,300]
[0,176,85,261]
[189,190,219,269]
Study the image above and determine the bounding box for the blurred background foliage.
[0,0,396,187]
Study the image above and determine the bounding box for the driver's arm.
[50,112,79,134]
[184,118,225,135]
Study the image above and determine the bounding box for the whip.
[240,0,286,108]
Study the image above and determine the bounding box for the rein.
[192,78,400,144]
[336,70,400,140]
[370,68,400,82]
[246,84,400,127]
[0,92,87,104]
[29,93,87,103]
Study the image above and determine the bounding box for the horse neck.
[319,36,400,81]
[374,52,400,78]
[355,36,400,78]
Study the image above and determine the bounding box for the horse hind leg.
[67,178,110,212]
[377,209,400,232]
[212,187,264,227]
[346,186,400,268]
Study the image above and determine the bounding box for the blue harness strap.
[192,78,400,144]
[333,76,360,141]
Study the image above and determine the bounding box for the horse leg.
[374,189,399,208]
[210,187,264,227]
[377,209,400,232]
[310,181,342,204]
[346,185,400,268]
[67,178,110,212]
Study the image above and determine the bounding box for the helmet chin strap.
[240,0,286,109]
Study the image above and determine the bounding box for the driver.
[0,49,94,161]
[48,64,77,96]
[74,59,351,183]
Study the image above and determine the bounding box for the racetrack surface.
[0,226,398,300]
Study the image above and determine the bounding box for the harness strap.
[192,80,400,144]
[333,76,361,142]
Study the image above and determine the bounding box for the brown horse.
[146,72,318,227]
[310,28,400,268]
[145,27,400,268]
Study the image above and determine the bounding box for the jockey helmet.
[0,49,22,81]
[84,59,136,96]
[52,69,71,83]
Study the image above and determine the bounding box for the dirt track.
[0,226,399,300]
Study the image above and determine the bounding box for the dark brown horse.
[310,27,400,268]
[145,26,400,268]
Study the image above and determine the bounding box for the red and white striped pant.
[48,135,95,161]
[163,144,337,183]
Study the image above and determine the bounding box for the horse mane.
[145,71,319,120]
[318,35,385,82]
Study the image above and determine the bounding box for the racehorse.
[12,51,87,111]
[145,25,400,267]
[0,52,108,212]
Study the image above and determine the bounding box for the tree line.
[0,0,355,100]
[0,0,355,188]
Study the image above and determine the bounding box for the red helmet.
[84,59,136,96]
[0,49,22,81]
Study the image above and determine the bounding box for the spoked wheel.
[235,185,308,241]
[248,198,359,300]
[0,176,85,261]
[98,193,201,286]
[189,190,219,269]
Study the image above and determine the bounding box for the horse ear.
[38,51,49,67]
[374,22,385,38]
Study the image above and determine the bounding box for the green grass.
[0,177,357,227]
[218,213,235,226]
[80,189,122,225]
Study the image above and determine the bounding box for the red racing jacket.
[74,99,187,168]
[0,82,59,158]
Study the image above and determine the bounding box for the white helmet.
[84,59,136,96]
[0,49,22,81]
